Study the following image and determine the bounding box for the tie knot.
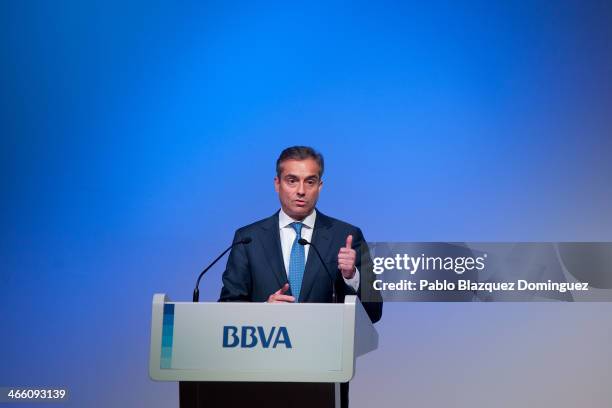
[291,222,303,237]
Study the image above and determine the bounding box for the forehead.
[279,158,320,177]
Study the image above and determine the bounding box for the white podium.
[149,294,379,407]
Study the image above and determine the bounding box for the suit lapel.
[259,212,288,290]
[299,210,334,301]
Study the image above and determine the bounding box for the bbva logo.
[222,326,292,349]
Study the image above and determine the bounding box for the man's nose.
[297,182,306,195]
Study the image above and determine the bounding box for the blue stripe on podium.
[160,303,175,369]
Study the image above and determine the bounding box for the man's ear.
[274,176,280,193]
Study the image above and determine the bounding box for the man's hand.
[267,283,296,303]
[338,235,356,279]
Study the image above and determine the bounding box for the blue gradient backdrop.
[1,1,611,407]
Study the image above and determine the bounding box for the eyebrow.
[284,174,319,180]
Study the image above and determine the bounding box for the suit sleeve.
[218,230,252,302]
[349,227,383,323]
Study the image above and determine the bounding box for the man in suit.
[219,146,382,407]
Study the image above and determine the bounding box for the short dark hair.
[276,146,324,179]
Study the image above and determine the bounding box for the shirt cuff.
[343,267,360,292]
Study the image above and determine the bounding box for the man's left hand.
[338,234,356,279]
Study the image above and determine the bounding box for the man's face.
[274,158,323,220]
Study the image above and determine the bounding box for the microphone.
[192,237,252,302]
[298,238,338,303]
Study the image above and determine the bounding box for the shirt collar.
[278,208,317,230]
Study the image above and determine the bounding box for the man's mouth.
[295,200,306,206]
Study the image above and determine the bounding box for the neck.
[281,208,314,222]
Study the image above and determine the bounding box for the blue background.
[2,1,611,407]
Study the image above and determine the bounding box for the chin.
[290,208,311,219]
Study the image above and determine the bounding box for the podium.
[149,294,379,408]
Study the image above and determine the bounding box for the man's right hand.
[267,283,295,303]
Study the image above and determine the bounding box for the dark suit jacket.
[219,210,382,323]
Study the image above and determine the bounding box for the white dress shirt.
[278,208,360,292]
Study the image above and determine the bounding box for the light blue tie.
[288,222,305,302]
